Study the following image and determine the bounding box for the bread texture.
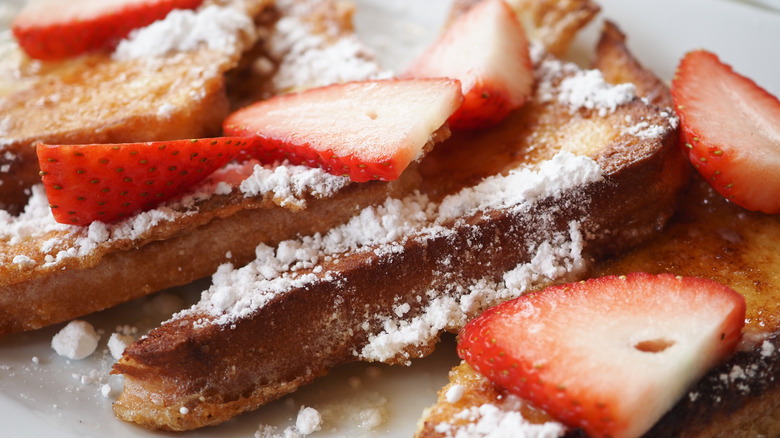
[0,0,271,213]
[414,21,780,438]
[0,0,391,336]
[111,25,686,430]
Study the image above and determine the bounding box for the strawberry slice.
[403,0,533,130]
[12,0,203,61]
[458,273,745,438]
[38,137,253,225]
[671,49,780,214]
[223,78,463,182]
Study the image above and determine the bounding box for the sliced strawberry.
[223,78,463,182]
[671,49,780,214]
[403,0,533,130]
[12,0,203,61]
[37,137,253,225]
[458,273,745,438]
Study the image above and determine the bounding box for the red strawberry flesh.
[403,0,533,129]
[38,137,252,225]
[223,78,463,182]
[12,0,203,60]
[458,273,746,438]
[671,50,780,214]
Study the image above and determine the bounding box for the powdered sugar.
[255,405,322,438]
[536,57,636,116]
[113,5,255,61]
[186,190,438,326]
[268,0,391,92]
[295,406,323,434]
[359,221,587,363]
[623,121,668,139]
[240,164,350,208]
[437,153,601,220]
[51,320,100,360]
[107,332,135,361]
[761,339,776,358]
[557,69,636,116]
[180,151,601,333]
[445,384,466,404]
[433,403,565,438]
[0,163,347,271]
[502,222,586,292]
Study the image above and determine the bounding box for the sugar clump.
[51,320,100,360]
[108,332,136,360]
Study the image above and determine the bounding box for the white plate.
[1,1,779,437]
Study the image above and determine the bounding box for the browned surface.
[416,361,559,436]
[0,0,271,213]
[593,21,673,108]
[597,176,780,340]
[416,178,780,437]
[594,176,780,438]
[0,171,420,335]
[112,67,685,430]
[415,20,780,438]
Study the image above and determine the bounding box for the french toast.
[0,0,272,214]
[416,176,780,438]
[0,0,398,336]
[3,0,776,434]
[110,7,687,429]
[415,18,780,438]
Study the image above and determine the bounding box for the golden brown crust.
[415,22,780,438]
[0,0,271,212]
[593,21,673,108]
[0,171,421,335]
[0,0,394,336]
[416,361,559,437]
[112,72,685,430]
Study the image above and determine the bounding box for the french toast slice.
[414,22,780,438]
[0,0,270,213]
[110,31,686,430]
[417,177,780,438]
[0,0,396,337]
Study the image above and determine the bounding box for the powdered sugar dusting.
[113,5,255,61]
[536,57,636,116]
[433,403,565,438]
[0,163,348,270]
[761,339,776,358]
[557,69,636,116]
[623,121,668,139]
[268,0,392,92]
[360,221,587,363]
[185,191,438,326]
[240,164,350,208]
[178,152,602,335]
[438,153,601,220]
